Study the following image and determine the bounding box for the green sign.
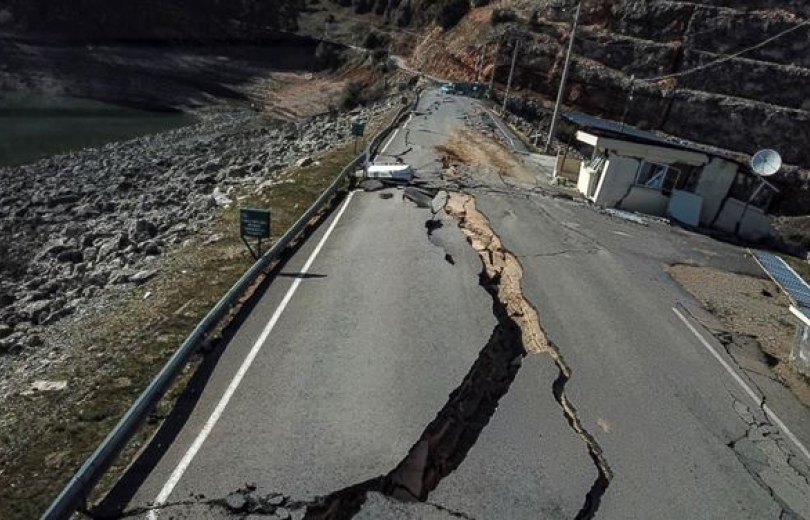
[351,122,366,137]
[240,208,271,239]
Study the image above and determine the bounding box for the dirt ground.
[668,264,810,409]
[437,127,535,185]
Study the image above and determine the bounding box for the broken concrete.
[444,193,613,519]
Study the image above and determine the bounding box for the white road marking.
[673,306,810,463]
[486,110,516,149]
[147,192,357,519]
[379,113,412,156]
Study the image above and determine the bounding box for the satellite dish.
[751,149,782,177]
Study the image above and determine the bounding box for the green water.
[0,93,194,167]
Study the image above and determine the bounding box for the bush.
[340,80,385,109]
[437,0,470,29]
[363,30,389,49]
[470,0,489,6]
[341,82,365,109]
[491,7,516,24]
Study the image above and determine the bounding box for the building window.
[728,172,778,211]
[635,161,681,194]
[589,153,607,172]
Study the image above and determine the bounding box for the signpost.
[240,207,271,260]
[352,121,366,153]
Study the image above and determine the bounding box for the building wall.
[594,156,640,206]
[578,165,597,197]
[694,157,738,225]
[713,198,773,241]
[618,186,670,216]
[555,155,582,181]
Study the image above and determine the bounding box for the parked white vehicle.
[357,162,414,181]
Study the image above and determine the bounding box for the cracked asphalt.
[105,89,810,519]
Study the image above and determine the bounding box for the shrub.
[363,30,389,49]
[471,0,489,6]
[437,0,470,30]
[491,7,516,24]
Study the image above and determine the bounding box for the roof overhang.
[576,131,710,167]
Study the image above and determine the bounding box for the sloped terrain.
[319,0,810,174]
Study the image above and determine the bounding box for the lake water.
[0,93,194,167]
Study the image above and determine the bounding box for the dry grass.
[0,108,397,520]
[438,127,535,184]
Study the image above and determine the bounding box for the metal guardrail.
[41,97,417,520]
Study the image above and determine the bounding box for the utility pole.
[501,38,520,115]
[487,39,500,97]
[544,1,582,154]
[619,74,636,134]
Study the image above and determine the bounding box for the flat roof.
[563,112,750,166]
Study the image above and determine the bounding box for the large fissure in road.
[111,190,613,519]
[444,193,614,520]
[307,192,614,519]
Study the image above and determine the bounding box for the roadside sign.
[351,122,366,137]
[240,208,271,238]
[240,208,271,259]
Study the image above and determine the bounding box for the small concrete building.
[564,113,779,241]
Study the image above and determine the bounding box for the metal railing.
[41,96,417,520]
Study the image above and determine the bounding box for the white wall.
[713,198,773,241]
[619,186,670,216]
[594,156,640,206]
[695,158,738,225]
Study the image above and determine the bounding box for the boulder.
[296,157,313,168]
[130,269,158,285]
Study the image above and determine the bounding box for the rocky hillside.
[323,0,810,173]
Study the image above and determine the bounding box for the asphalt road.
[109,88,810,519]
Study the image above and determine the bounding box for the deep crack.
[445,193,614,520]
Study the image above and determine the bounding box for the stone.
[23,300,51,323]
[130,219,157,242]
[212,187,233,207]
[360,179,385,192]
[224,492,247,512]
[295,157,313,168]
[130,269,158,284]
[142,241,161,256]
[274,508,291,520]
[266,494,285,506]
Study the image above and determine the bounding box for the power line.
[640,17,810,83]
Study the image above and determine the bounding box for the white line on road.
[486,110,516,150]
[379,113,412,156]
[147,192,357,519]
[673,306,810,463]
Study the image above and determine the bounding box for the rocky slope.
[0,103,388,360]
[327,0,810,172]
